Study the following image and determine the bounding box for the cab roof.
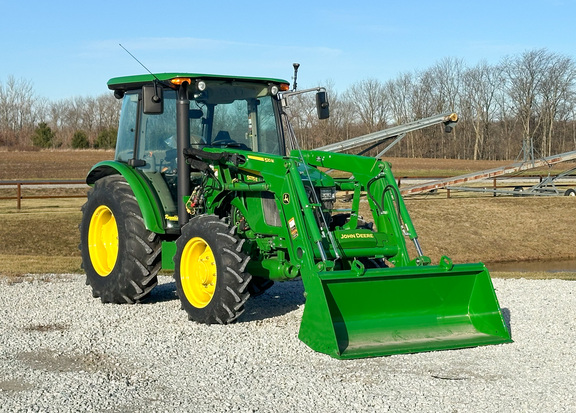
[107,73,290,91]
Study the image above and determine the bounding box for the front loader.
[80,71,511,359]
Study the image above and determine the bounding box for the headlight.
[268,84,279,96]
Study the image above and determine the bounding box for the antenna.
[292,63,300,91]
[119,44,156,77]
[119,43,163,103]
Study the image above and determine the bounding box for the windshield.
[115,82,284,166]
[190,81,284,155]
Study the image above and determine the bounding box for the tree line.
[0,77,120,149]
[290,48,576,160]
[1,48,575,160]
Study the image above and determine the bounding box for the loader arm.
[295,150,419,266]
[187,147,511,359]
[198,148,416,270]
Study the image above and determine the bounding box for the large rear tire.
[174,215,252,324]
[80,175,161,303]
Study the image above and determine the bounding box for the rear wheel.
[174,215,252,324]
[80,175,161,303]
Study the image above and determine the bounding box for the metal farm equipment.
[80,70,511,359]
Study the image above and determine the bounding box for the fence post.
[17,183,22,209]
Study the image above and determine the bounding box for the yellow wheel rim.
[88,205,119,276]
[180,237,217,308]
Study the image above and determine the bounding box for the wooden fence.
[0,180,87,209]
[1,175,572,209]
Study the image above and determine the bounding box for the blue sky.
[1,0,574,100]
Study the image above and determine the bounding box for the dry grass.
[386,157,576,178]
[0,206,83,275]
[388,157,510,177]
[0,149,575,279]
[404,197,576,264]
[0,149,573,180]
[0,209,82,255]
[350,196,576,266]
[0,255,82,277]
[0,149,113,180]
[2,195,574,279]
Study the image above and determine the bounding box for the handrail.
[0,180,87,209]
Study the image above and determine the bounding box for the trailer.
[314,113,576,197]
[399,150,576,197]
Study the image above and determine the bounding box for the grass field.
[2,148,575,180]
[0,149,114,180]
[0,149,575,279]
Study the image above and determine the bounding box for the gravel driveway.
[0,275,574,412]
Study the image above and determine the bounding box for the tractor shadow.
[242,281,306,322]
[145,279,179,303]
[144,278,306,322]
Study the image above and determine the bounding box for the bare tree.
[2,50,575,159]
[538,53,576,156]
[0,76,39,146]
[502,49,552,161]
[45,93,121,147]
[426,58,465,158]
[95,94,121,132]
[345,78,389,134]
[461,61,502,160]
[385,73,416,157]
[284,91,317,149]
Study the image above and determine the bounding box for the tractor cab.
[108,74,290,229]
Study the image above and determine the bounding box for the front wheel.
[174,215,252,324]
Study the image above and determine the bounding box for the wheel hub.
[181,237,217,308]
[88,205,119,276]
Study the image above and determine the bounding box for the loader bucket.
[298,262,512,359]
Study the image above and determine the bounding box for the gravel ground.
[0,275,574,413]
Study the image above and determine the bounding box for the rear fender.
[87,161,165,234]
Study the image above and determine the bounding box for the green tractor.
[80,71,511,359]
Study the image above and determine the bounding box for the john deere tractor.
[80,71,511,359]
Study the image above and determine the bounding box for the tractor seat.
[212,131,250,150]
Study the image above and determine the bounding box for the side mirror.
[316,91,330,120]
[143,84,163,114]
